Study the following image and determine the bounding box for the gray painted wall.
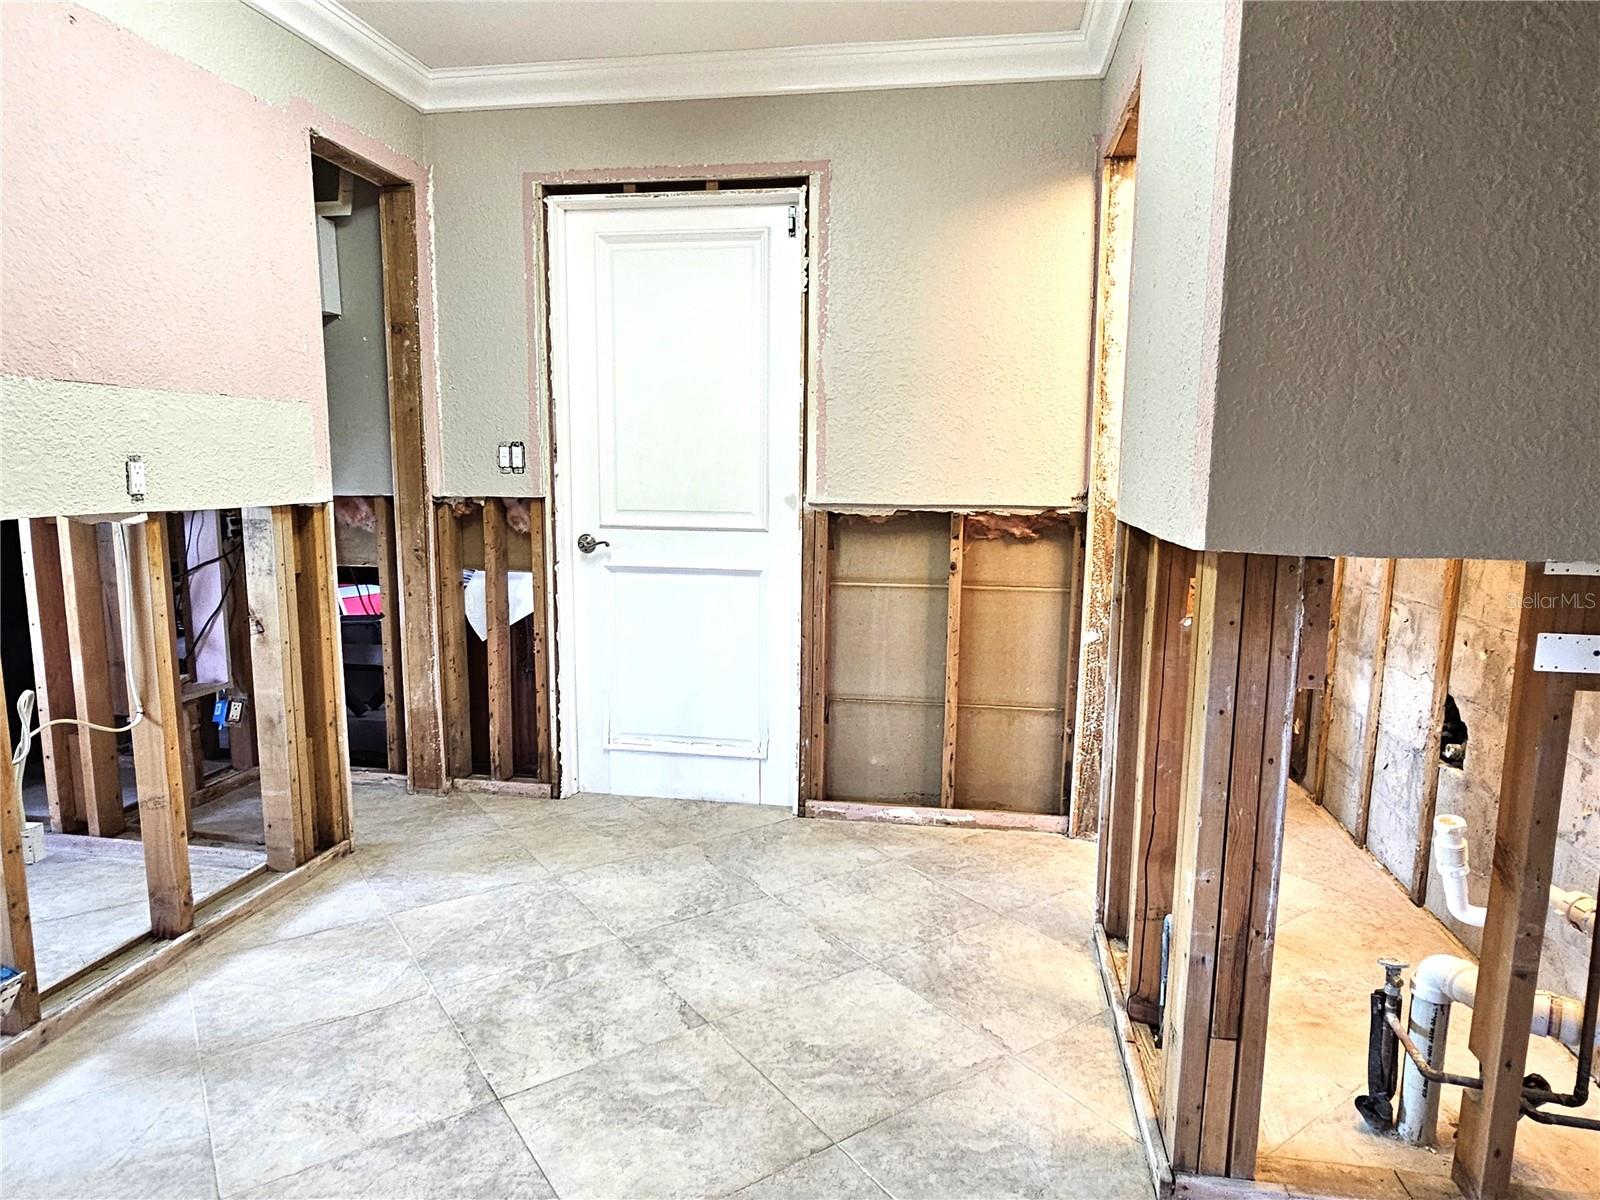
[324,176,395,497]
[1205,3,1598,559]
[1100,0,1236,550]
[425,82,1101,505]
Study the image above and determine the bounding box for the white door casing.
[547,191,806,806]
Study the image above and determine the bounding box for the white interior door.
[548,192,805,806]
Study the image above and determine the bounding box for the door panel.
[549,193,804,806]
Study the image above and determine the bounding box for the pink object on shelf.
[338,584,383,617]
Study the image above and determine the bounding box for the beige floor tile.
[778,860,993,963]
[211,858,388,953]
[436,940,703,1096]
[626,795,794,842]
[627,896,862,1020]
[0,967,196,1117]
[205,994,491,1196]
[358,827,547,913]
[717,965,1002,1139]
[505,1025,828,1199]
[842,1057,1152,1200]
[704,819,889,894]
[821,818,977,860]
[880,913,1106,1052]
[0,1066,215,1200]
[509,808,689,874]
[1019,1010,1138,1138]
[730,1146,889,1200]
[902,830,1088,912]
[471,791,637,829]
[234,1102,554,1199]
[560,843,764,936]
[353,788,501,850]
[391,876,615,991]
[188,916,427,1055]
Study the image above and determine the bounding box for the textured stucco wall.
[1204,3,1599,559]
[1099,0,1237,550]
[77,0,425,163]
[425,83,1099,504]
[0,2,434,518]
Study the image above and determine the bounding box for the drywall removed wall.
[321,172,395,497]
[426,82,1099,505]
[0,3,435,519]
[1204,4,1598,559]
[1318,557,1598,1003]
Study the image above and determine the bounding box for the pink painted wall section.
[0,4,439,503]
[1,4,323,405]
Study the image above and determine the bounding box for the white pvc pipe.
[1432,815,1597,938]
[1433,815,1487,927]
[1396,953,1597,1146]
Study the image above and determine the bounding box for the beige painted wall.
[0,2,430,519]
[1205,3,1598,559]
[79,0,425,162]
[425,83,1100,505]
[1099,0,1236,550]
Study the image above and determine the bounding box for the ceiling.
[341,2,1086,69]
[245,0,1128,112]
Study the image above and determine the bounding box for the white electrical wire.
[11,520,148,797]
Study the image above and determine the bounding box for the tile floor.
[0,779,1150,1200]
[21,837,264,989]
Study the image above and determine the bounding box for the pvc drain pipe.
[1395,954,1594,1145]
[1432,814,1597,937]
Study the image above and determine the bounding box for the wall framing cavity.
[805,509,1085,832]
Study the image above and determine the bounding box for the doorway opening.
[540,181,814,806]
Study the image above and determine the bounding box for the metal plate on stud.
[1545,561,1600,577]
[1533,633,1600,675]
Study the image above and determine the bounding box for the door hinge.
[787,205,798,238]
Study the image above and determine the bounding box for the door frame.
[309,132,445,792]
[541,186,814,802]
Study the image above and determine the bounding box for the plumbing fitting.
[1433,815,1487,927]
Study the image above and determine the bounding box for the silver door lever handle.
[577,533,610,554]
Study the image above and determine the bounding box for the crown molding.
[244,0,1131,113]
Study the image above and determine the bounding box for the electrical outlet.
[125,454,147,502]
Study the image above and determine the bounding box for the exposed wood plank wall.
[243,507,313,871]
[434,504,472,780]
[126,517,195,938]
[799,509,830,809]
[379,185,445,792]
[18,520,84,832]
[1160,552,1304,1178]
[1126,540,1197,1025]
[939,515,965,808]
[1407,559,1464,903]
[0,655,40,1033]
[528,500,552,784]
[293,505,351,849]
[373,496,408,775]
[224,512,259,771]
[58,519,125,837]
[1097,524,1151,939]
[1453,564,1600,1200]
[1353,558,1398,846]
[483,498,514,780]
[1309,557,1346,802]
